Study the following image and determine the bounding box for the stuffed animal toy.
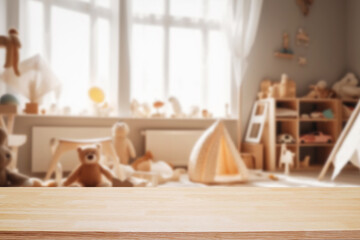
[131,151,185,184]
[64,144,114,187]
[305,80,335,99]
[332,73,360,99]
[169,97,185,118]
[112,122,136,165]
[0,128,42,187]
[0,29,21,76]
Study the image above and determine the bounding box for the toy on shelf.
[188,120,249,184]
[277,133,295,144]
[296,28,310,46]
[300,155,311,168]
[201,109,212,118]
[88,86,113,117]
[168,97,185,118]
[300,131,332,144]
[112,122,136,165]
[0,29,21,76]
[322,109,334,119]
[63,144,114,187]
[152,101,165,118]
[274,33,294,59]
[309,111,323,119]
[258,74,296,99]
[0,128,42,187]
[296,0,315,16]
[130,99,151,118]
[304,80,335,99]
[189,106,200,118]
[279,144,295,175]
[0,55,61,115]
[332,73,360,99]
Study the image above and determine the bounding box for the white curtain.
[224,0,263,146]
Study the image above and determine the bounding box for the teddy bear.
[112,122,136,165]
[0,128,43,187]
[332,73,360,99]
[305,80,335,99]
[63,144,115,187]
[0,29,21,76]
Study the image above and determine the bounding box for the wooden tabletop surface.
[0,188,360,239]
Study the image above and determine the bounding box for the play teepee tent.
[188,120,249,184]
[319,100,360,180]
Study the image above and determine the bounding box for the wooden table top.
[0,188,360,239]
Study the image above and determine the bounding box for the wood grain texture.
[0,188,360,239]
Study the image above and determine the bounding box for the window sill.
[16,114,238,122]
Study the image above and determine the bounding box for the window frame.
[130,0,237,117]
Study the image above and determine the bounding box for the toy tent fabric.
[188,120,249,184]
[332,103,360,180]
[0,54,61,103]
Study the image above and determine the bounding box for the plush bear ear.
[96,144,101,150]
[0,128,8,146]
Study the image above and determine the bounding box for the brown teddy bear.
[0,128,42,187]
[64,144,115,187]
[0,29,21,76]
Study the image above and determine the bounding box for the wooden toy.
[152,101,165,118]
[274,33,294,59]
[0,29,21,76]
[304,80,335,99]
[296,28,310,46]
[0,55,61,115]
[319,100,360,180]
[44,137,124,181]
[0,128,41,187]
[258,74,296,99]
[300,131,332,144]
[296,0,315,16]
[63,144,115,187]
[112,122,136,165]
[188,120,249,184]
[300,156,311,168]
[332,73,360,99]
[279,144,294,175]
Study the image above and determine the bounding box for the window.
[131,0,233,117]
[18,0,233,117]
[20,0,118,114]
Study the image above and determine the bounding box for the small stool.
[44,137,124,181]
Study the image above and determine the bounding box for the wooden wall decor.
[296,0,315,16]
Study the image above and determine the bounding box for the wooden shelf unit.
[261,98,342,171]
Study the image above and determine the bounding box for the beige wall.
[346,0,360,75]
[241,0,347,132]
